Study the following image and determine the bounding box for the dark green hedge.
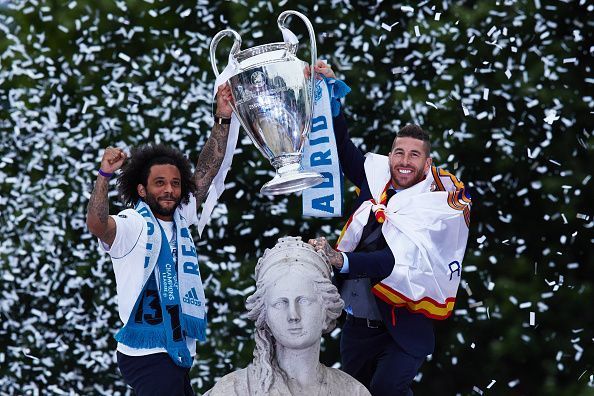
[1,1,592,395]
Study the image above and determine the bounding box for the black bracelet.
[214,115,231,125]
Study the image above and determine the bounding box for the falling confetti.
[0,1,591,395]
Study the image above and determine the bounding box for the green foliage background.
[0,0,592,395]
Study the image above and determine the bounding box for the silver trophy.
[210,10,324,195]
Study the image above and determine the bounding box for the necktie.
[356,188,396,252]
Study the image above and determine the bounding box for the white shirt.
[101,195,199,357]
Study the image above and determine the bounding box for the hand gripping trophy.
[209,10,324,195]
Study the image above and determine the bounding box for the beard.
[144,192,181,217]
[392,165,426,189]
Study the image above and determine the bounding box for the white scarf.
[115,201,206,367]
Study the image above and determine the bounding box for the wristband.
[214,115,231,125]
[98,169,114,178]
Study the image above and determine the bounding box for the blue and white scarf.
[301,77,350,217]
[115,200,206,367]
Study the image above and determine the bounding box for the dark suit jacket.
[333,113,435,358]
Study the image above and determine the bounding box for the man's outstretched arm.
[308,237,394,280]
[193,84,232,208]
[314,61,366,188]
[86,147,127,246]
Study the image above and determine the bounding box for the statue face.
[265,268,325,350]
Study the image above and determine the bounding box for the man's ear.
[424,157,432,173]
[137,184,146,198]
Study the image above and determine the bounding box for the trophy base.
[260,170,324,196]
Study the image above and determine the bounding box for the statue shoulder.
[203,368,250,396]
[324,367,372,395]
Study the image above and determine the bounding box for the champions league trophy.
[209,10,324,195]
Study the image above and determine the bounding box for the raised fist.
[100,147,127,174]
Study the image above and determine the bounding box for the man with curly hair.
[86,84,233,395]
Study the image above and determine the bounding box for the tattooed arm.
[86,147,127,246]
[193,84,232,207]
[308,237,344,270]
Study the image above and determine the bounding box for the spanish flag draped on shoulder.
[336,153,471,320]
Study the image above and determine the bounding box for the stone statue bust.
[205,236,370,396]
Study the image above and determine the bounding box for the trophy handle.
[277,10,317,133]
[209,29,242,77]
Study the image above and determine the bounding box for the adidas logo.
[183,288,202,307]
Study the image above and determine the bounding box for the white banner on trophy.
[301,78,343,218]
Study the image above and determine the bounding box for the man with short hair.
[309,64,471,396]
[86,84,233,395]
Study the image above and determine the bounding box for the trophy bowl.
[210,11,324,195]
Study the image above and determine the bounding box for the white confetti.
[526,98,539,108]
[544,109,560,125]
[0,3,588,394]
[118,52,131,62]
